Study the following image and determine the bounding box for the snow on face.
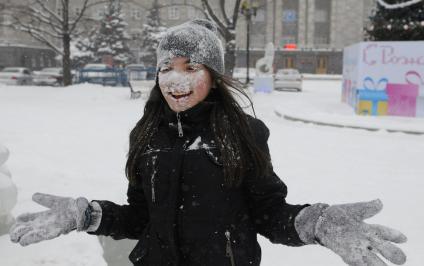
[158,57,212,112]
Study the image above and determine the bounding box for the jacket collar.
[162,89,217,125]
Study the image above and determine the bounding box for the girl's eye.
[187,65,201,72]
[160,67,171,73]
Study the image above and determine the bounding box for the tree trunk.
[224,32,236,77]
[62,0,72,86]
[62,34,72,86]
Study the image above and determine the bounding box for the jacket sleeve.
[87,182,149,240]
[243,117,309,246]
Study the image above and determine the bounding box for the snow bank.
[0,82,423,265]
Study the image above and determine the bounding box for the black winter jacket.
[90,99,308,266]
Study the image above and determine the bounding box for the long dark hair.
[125,68,271,187]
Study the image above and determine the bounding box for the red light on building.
[284,43,297,50]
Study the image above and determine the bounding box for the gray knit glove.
[295,199,407,266]
[9,193,94,246]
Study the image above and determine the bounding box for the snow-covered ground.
[0,81,423,266]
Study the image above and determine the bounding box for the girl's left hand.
[295,199,407,266]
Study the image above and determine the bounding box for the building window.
[280,36,296,47]
[40,55,45,67]
[131,30,142,40]
[281,0,299,46]
[131,10,142,20]
[282,10,297,23]
[168,7,180,20]
[96,9,104,19]
[284,57,295,68]
[314,0,331,45]
[187,6,196,18]
[251,33,266,49]
[314,36,329,45]
[253,9,265,22]
[314,9,328,23]
[32,56,37,68]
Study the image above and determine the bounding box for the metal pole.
[273,0,276,44]
[305,0,309,47]
[246,11,250,85]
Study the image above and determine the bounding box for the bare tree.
[1,0,108,86]
[127,0,242,76]
[201,0,242,76]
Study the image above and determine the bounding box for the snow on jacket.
[89,98,309,266]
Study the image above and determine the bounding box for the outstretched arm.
[246,118,407,265]
[10,183,149,246]
[244,117,309,246]
[88,183,149,240]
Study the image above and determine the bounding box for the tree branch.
[220,0,231,25]
[231,0,242,29]
[10,15,63,54]
[201,0,228,36]
[33,0,63,24]
[86,0,110,9]
[69,0,90,34]
[10,14,62,39]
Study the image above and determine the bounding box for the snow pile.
[273,80,424,134]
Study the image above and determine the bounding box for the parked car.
[0,67,33,85]
[274,68,303,92]
[80,63,111,77]
[33,67,64,86]
[232,67,256,84]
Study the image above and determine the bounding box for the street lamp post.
[240,0,258,85]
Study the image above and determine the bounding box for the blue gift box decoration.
[355,77,389,116]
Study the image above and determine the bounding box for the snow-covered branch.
[376,0,423,9]
[26,6,62,32]
[33,0,63,24]
[11,15,63,54]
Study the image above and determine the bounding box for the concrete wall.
[235,49,343,74]
[0,45,57,70]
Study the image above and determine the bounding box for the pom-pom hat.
[156,19,225,74]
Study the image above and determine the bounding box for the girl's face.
[158,57,213,112]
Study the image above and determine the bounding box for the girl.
[10,19,407,266]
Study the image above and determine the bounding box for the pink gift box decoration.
[387,71,420,117]
[405,71,424,117]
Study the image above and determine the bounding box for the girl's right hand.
[9,193,90,246]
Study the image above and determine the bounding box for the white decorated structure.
[342,41,424,117]
[254,42,275,93]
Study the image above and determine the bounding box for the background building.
[1,0,377,74]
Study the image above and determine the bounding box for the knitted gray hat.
[156,19,225,74]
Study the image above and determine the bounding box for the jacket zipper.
[225,230,236,266]
[176,113,183,137]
